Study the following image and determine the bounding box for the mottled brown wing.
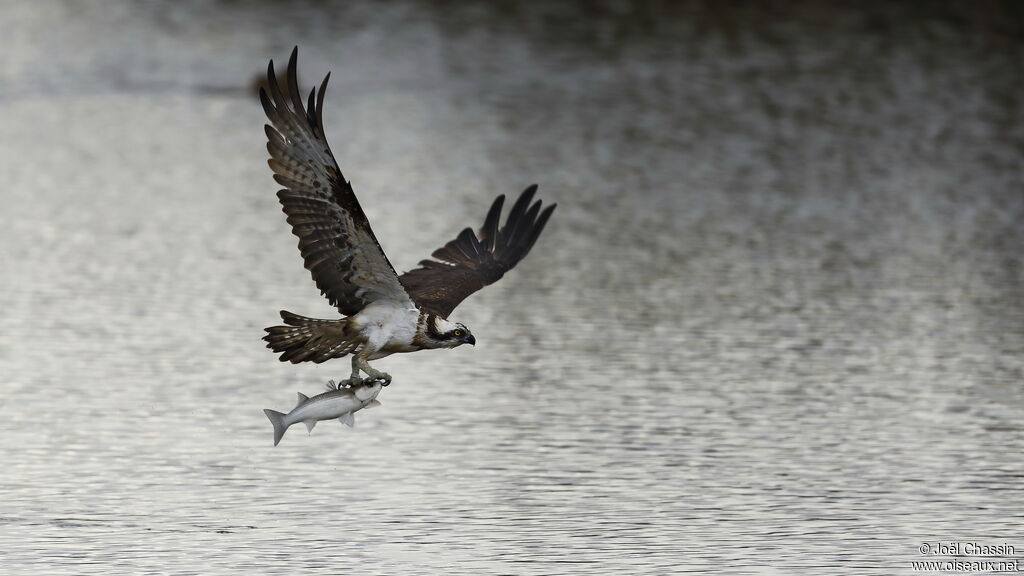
[399,185,556,318]
[261,48,411,315]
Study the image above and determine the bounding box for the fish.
[263,380,383,446]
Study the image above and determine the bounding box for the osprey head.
[424,315,475,348]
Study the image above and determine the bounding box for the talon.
[363,368,391,385]
[338,376,363,388]
[368,372,391,386]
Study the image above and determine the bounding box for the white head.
[422,314,476,349]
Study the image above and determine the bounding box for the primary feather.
[399,185,556,318]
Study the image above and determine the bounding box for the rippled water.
[2,1,1023,574]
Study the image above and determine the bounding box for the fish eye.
[453,329,463,337]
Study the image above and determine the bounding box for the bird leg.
[336,357,365,388]
[354,354,391,386]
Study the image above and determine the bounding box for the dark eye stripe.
[424,315,438,337]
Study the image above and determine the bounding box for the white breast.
[351,301,420,354]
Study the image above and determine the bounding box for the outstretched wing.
[399,185,556,318]
[261,48,411,316]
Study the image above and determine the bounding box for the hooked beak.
[463,334,476,346]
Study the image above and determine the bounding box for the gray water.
[2,1,1023,574]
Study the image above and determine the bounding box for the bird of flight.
[259,48,556,387]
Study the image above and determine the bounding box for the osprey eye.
[453,329,463,337]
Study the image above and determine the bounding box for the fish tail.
[263,310,357,364]
[263,409,288,446]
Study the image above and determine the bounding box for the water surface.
[1,2,1023,574]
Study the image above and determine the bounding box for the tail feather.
[279,310,335,327]
[263,310,359,363]
[264,409,288,446]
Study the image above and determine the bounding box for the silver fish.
[264,380,383,446]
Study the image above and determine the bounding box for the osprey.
[259,48,556,386]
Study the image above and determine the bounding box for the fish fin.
[304,420,317,433]
[364,399,382,409]
[263,409,288,447]
[339,412,355,427]
[295,392,310,408]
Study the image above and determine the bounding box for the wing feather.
[262,48,410,315]
[481,195,503,252]
[398,185,556,317]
